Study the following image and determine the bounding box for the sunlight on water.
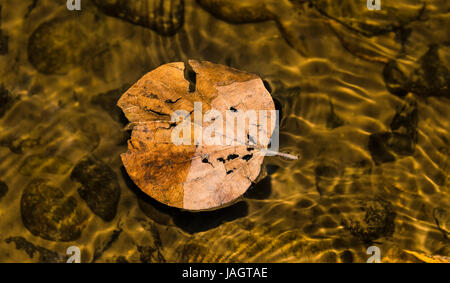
[0,0,448,262]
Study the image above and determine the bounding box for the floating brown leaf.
[118,60,289,210]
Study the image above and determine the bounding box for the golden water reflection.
[0,0,448,262]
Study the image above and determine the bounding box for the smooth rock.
[341,198,396,243]
[21,179,87,242]
[71,155,121,222]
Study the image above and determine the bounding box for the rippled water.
[0,0,449,263]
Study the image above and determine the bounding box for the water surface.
[0,0,448,262]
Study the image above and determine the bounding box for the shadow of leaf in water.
[122,166,249,234]
[244,175,272,200]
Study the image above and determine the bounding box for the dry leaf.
[118,60,284,210]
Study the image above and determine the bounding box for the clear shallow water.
[0,0,448,262]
